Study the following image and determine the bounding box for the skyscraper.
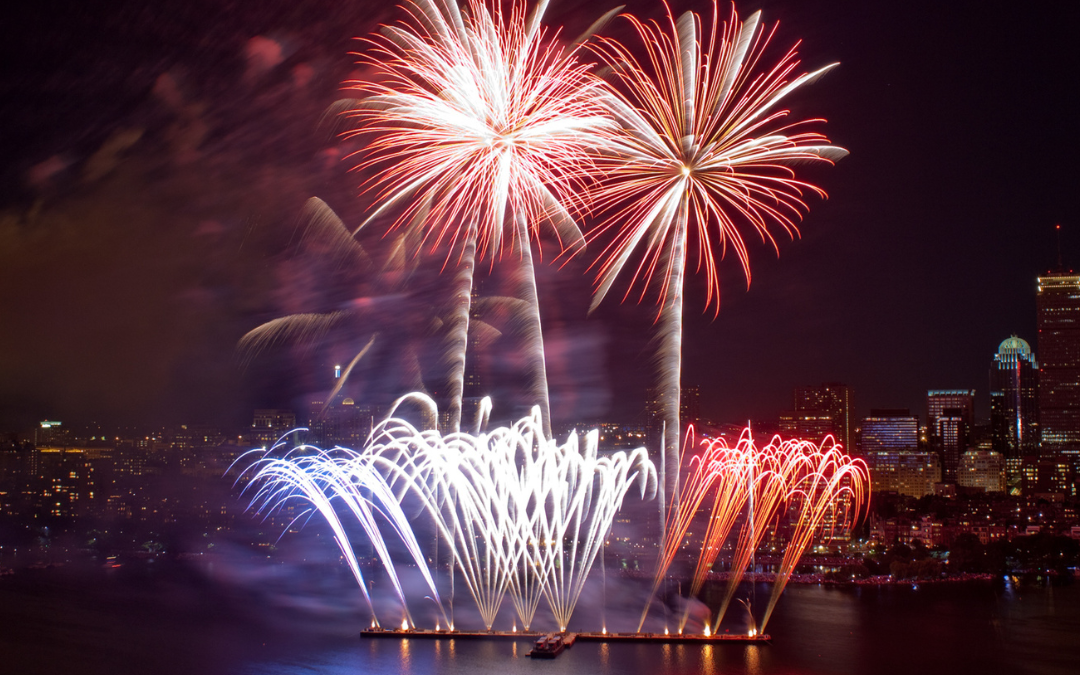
[1037,272,1080,454]
[927,390,974,483]
[680,385,701,426]
[793,383,854,453]
[990,336,1039,491]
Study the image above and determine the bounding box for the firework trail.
[637,429,752,632]
[237,198,369,366]
[533,419,656,631]
[240,394,655,632]
[758,440,869,632]
[363,393,656,630]
[236,438,449,629]
[639,429,868,634]
[237,197,432,409]
[444,236,476,432]
[709,435,813,631]
[238,198,517,421]
[587,1,847,501]
[344,0,619,434]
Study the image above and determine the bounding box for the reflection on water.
[234,584,1080,675]
[3,567,1078,675]
[744,644,761,675]
[701,643,715,675]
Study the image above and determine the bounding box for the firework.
[637,429,753,632]
[237,198,523,420]
[237,437,449,629]
[640,429,868,634]
[241,394,655,632]
[345,0,619,434]
[365,393,656,631]
[587,1,847,502]
[757,440,869,632]
[237,197,431,408]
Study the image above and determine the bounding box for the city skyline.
[0,320,1066,436]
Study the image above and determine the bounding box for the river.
[2,561,1077,675]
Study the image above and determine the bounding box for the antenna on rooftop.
[1056,224,1064,272]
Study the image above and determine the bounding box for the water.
[3,562,1078,675]
[237,583,1080,675]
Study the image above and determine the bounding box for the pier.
[359,629,770,644]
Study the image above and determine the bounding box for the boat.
[527,634,565,658]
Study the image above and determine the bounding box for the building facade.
[1022,457,1074,499]
[1037,273,1080,454]
[779,410,836,445]
[990,336,1039,491]
[958,449,1006,493]
[251,409,297,446]
[860,410,919,454]
[793,383,854,453]
[646,385,701,450]
[927,390,975,483]
[867,451,942,498]
[860,409,937,497]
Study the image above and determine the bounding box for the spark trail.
[640,429,868,634]
[346,0,619,434]
[240,394,656,632]
[586,1,848,504]
[237,438,448,629]
[364,394,657,630]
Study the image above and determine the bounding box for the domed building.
[989,336,1038,491]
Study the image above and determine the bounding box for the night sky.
[1,0,1078,431]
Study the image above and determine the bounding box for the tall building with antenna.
[1037,228,1080,457]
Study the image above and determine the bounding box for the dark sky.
[1,0,1078,432]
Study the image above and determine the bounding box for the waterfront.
[2,561,1078,675]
